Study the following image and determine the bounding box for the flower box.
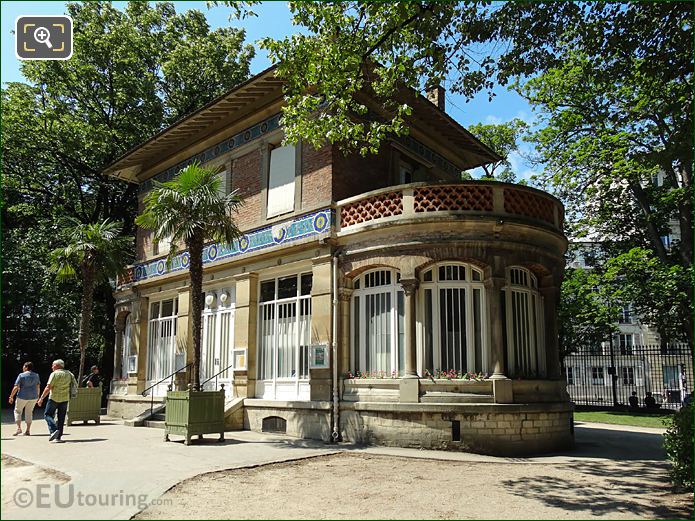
[67,386,102,425]
[164,388,225,445]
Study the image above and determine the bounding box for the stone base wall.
[340,403,573,456]
[244,399,332,441]
[107,394,164,419]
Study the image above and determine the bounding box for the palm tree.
[50,219,133,383]
[135,163,243,390]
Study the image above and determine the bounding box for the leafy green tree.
[135,164,243,389]
[602,248,692,345]
[220,0,691,342]
[467,119,529,182]
[2,1,254,381]
[558,267,617,358]
[50,220,133,383]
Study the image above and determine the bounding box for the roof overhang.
[103,65,501,183]
[102,66,283,183]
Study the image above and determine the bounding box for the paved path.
[0,416,672,520]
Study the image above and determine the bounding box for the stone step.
[144,420,165,429]
[420,393,495,404]
[151,413,166,421]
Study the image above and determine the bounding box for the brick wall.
[232,148,263,230]
[332,146,394,202]
[301,143,333,209]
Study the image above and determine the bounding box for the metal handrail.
[142,362,193,417]
[141,362,193,397]
[201,362,236,390]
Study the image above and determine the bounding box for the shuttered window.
[267,145,296,218]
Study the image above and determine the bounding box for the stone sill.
[243,399,332,411]
[341,401,574,414]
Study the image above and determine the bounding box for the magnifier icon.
[34,26,53,49]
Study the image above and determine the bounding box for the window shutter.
[267,145,296,217]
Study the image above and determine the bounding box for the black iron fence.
[562,344,693,410]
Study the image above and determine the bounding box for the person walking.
[36,359,77,443]
[8,362,41,436]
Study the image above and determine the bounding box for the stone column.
[485,271,507,380]
[233,272,258,398]
[133,297,148,394]
[540,279,562,379]
[400,279,419,378]
[310,257,332,401]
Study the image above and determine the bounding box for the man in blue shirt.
[8,362,41,436]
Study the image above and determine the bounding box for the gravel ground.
[135,452,693,520]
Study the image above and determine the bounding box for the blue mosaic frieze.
[140,113,282,193]
[132,209,333,282]
[396,135,460,177]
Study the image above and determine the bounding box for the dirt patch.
[134,452,693,520]
[1,454,71,509]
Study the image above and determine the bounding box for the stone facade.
[340,405,573,456]
[105,67,573,456]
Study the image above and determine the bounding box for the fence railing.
[562,344,693,410]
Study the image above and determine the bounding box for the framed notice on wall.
[309,343,330,369]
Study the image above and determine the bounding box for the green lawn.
[574,410,672,429]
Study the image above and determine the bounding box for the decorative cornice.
[139,113,282,193]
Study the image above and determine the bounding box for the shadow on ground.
[501,425,693,519]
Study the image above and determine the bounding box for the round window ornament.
[205,293,216,307]
[219,291,229,304]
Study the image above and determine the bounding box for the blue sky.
[1,1,539,180]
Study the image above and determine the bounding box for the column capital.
[338,288,353,301]
[400,278,419,296]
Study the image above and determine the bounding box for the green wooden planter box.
[164,388,225,445]
[67,386,102,425]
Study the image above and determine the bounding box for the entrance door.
[146,298,178,396]
[201,288,235,400]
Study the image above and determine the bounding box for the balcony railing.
[336,181,563,233]
[117,182,563,289]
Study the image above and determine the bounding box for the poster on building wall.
[309,343,330,369]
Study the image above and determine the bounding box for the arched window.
[420,263,487,374]
[351,269,404,375]
[505,267,545,377]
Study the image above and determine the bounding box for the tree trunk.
[188,236,204,391]
[101,284,116,385]
[78,262,96,384]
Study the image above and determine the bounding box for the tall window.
[566,366,580,386]
[591,366,605,385]
[147,298,178,393]
[616,333,634,355]
[258,273,312,398]
[505,267,545,377]
[267,145,296,218]
[201,288,235,388]
[621,367,635,386]
[420,263,486,374]
[618,305,633,324]
[351,269,404,375]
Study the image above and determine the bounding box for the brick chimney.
[425,84,445,112]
